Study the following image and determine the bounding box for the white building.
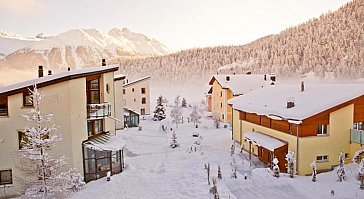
[0,64,125,197]
[123,76,151,117]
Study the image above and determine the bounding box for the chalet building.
[0,64,125,197]
[205,86,212,112]
[122,76,151,127]
[229,83,364,175]
[208,74,274,123]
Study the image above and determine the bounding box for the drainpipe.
[232,108,234,140]
[296,124,299,175]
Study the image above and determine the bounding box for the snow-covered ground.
[72,106,364,199]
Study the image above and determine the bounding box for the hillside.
[118,0,363,81]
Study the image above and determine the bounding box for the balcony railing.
[87,102,111,119]
[350,129,364,145]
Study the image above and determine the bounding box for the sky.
[0,0,352,51]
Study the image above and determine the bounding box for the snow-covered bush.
[310,161,317,182]
[153,96,166,121]
[337,152,347,182]
[285,151,295,178]
[230,144,235,156]
[217,165,222,179]
[272,158,280,178]
[212,113,220,128]
[358,158,364,189]
[170,131,179,148]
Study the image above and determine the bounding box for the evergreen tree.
[189,105,201,126]
[153,96,166,121]
[182,98,187,108]
[170,95,183,128]
[18,85,84,198]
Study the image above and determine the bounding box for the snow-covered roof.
[0,65,119,95]
[244,131,287,151]
[229,83,364,121]
[83,133,125,151]
[123,76,151,87]
[114,74,126,81]
[209,74,269,95]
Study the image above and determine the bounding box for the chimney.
[226,76,230,81]
[102,59,106,66]
[38,65,43,78]
[264,74,267,81]
[286,97,295,109]
[48,70,52,76]
[67,67,71,71]
[301,81,304,92]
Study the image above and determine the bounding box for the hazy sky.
[0,0,352,50]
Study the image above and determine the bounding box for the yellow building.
[229,83,364,175]
[0,64,125,197]
[208,74,273,123]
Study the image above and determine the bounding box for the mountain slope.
[118,0,363,81]
[0,28,171,71]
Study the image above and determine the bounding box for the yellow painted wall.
[114,78,125,130]
[0,79,88,197]
[299,104,353,175]
[232,109,241,143]
[101,72,116,136]
[231,104,355,176]
[226,89,233,122]
[211,80,224,122]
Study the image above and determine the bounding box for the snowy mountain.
[0,28,170,71]
[119,0,363,82]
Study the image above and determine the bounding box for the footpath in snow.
[73,106,364,199]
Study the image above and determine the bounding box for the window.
[316,155,328,162]
[353,122,363,130]
[0,95,8,116]
[141,108,145,115]
[222,114,224,120]
[18,130,49,149]
[134,98,136,102]
[18,131,28,150]
[86,77,100,104]
[220,91,222,97]
[345,153,349,159]
[0,170,12,185]
[123,89,125,95]
[87,120,104,137]
[142,98,146,104]
[141,88,146,94]
[132,88,134,92]
[220,103,222,108]
[23,89,33,107]
[317,124,328,135]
